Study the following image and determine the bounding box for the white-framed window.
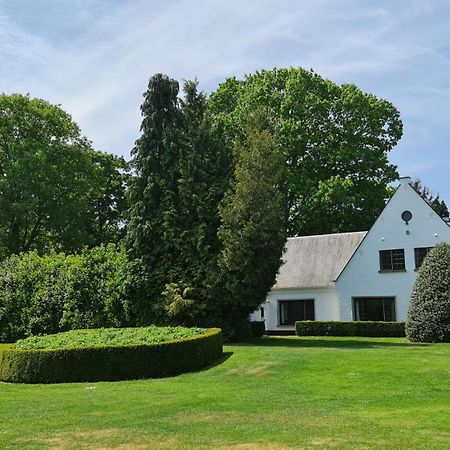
[379,249,405,272]
[353,297,396,321]
[279,300,314,325]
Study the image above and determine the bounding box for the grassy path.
[1,337,449,449]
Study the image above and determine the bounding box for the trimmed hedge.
[250,321,265,337]
[0,328,222,384]
[296,321,405,337]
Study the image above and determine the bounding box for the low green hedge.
[0,328,222,384]
[296,321,406,337]
[250,321,265,337]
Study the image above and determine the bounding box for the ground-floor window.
[279,300,314,325]
[353,297,396,321]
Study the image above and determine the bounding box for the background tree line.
[5,67,441,340]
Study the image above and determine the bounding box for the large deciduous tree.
[0,94,128,259]
[208,67,403,236]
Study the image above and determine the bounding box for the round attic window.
[401,210,412,224]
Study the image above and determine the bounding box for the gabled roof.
[273,231,367,289]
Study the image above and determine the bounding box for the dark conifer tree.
[160,81,232,325]
[126,74,183,324]
[215,110,287,340]
[126,76,232,326]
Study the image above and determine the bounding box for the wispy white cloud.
[1,0,450,200]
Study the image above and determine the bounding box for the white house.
[253,177,450,334]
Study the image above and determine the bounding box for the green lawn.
[1,336,449,449]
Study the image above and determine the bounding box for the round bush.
[0,327,222,383]
[406,243,450,342]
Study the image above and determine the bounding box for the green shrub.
[296,321,405,337]
[406,243,450,342]
[0,327,222,383]
[0,244,128,342]
[250,321,265,337]
[60,245,129,330]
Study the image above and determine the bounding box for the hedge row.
[296,321,406,337]
[249,321,265,337]
[0,328,223,384]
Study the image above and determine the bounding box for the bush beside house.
[406,243,450,342]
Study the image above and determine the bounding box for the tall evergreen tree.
[411,179,449,219]
[126,75,233,326]
[126,74,183,324]
[215,111,287,340]
[160,80,232,325]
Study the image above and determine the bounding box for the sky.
[1,0,450,202]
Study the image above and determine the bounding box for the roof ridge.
[287,230,368,240]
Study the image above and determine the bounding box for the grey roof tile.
[273,231,367,289]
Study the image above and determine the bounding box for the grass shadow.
[232,337,429,349]
[196,351,233,372]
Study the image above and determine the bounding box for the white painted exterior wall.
[335,178,450,322]
[262,287,339,333]
[258,177,450,332]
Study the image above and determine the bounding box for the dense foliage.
[16,326,208,350]
[0,244,128,342]
[214,112,286,339]
[296,321,406,337]
[208,67,403,236]
[249,321,265,337]
[0,94,128,259]
[406,243,450,342]
[0,328,222,383]
[126,75,233,328]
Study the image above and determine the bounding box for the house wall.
[335,179,450,321]
[262,287,339,332]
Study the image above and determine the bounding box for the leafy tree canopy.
[208,67,403,236]
[0,94,128,259]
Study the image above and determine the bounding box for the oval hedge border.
[0,328,223,384]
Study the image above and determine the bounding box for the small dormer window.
[379,249,406,272]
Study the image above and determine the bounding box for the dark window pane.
[279,300,314,325]
[379,249,405,271]
[379,250,392,270]
[304,300,315,320]
[415,247,433,270]
[354,297,396,321]
[383,299,396,321]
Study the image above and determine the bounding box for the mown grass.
[1,336,450,449]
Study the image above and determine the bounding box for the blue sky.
[1,0,449,202]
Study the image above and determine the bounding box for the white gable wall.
[335,179,450,321]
